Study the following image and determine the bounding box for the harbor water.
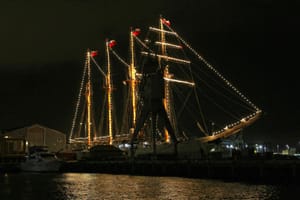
[0,173,298,200]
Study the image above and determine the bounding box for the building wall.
[3,127,27,139]
[3,124,66,153]
[0,138,26,156]
[27,126,45,147]
[44,128,66,152]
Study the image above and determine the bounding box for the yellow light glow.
[106,41,113,145]
[86,50,92,148]
[155,41,182,49]
[130,31,137,128]
[163,77,195,87]
[141,51,190,64]
[149,27,177,35]
[160,18,170,143]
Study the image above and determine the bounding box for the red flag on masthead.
[132,28,141,36]
[91,50,98,57]
[161,18,171,26]
[108,40,116,48]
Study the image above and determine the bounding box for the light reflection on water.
[0,173,297,199]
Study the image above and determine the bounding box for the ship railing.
[197,110,262,143]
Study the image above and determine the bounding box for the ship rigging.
[68,16,262,150]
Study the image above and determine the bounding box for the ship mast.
[129,29,137,129]
[86,50,92,147]
[69,49,98,147]
[105,40,113,145]
[159,17,171,143]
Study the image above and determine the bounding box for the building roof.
[2,123,65,136]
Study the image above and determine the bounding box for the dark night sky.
[0,0,299,145]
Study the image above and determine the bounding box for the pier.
[59,158,300,183]
[1,151,300,184]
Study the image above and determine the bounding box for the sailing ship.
[68,16,262,159]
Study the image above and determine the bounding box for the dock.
[59,158,300,183]
[1,152,300,184]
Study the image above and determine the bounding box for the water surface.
[0,173,297,199]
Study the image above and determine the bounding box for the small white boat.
[20,146,62,172]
